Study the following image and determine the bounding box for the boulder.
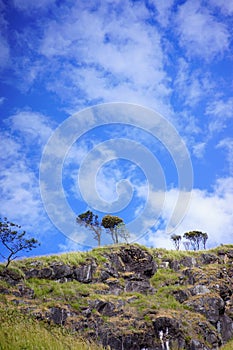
[218,314,233,342]
[180,257,197,268]
[25,268,41,279]
[74,261,96,283]
[118,246,157,278]
[191,285,211,296]
[94,300,116,316]
[124,279,154,294]
[199,253,218,265]
[173,289,191,303]
[47,307,68,325]
[0,268,23,285]
[184,295,225,325]
[51,263,73,280]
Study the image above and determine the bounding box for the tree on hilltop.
[76,210,102,247]
[0,217,39,268]
[101,215,123,244]
[183,231,208,251]
[171,234,182,250]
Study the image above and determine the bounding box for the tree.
[183,231,208,251]
[101,215,123,244]
[76,210,102,247]
[171,234,182,250]
[117,222,130,244]
[201,232,208,249]
[183,241,190,251]
[0,217,39,268]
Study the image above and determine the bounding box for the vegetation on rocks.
[0,243,233,349]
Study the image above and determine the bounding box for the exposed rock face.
[185,295,225,325]
[47,307,68,325]
[1,244,233,350]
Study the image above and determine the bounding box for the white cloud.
[210,0,233,16]
[206,98,233,134]
[8,110,54,146]
[12,0,54,12]
[217,138,233,175]
[176,0,230,60]
[0,96,5,105]
[38,1,172,114]
[174,58,215,108]
[0,112,55,236]
[192,142,206,158]
[146,177,233,249]
[150,0,174,27]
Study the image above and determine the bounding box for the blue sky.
[1,0,233,259]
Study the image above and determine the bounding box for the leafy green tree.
[171,234,182,250]
[183,231,208,251]
[76,210,102,247]
[101,215,123,244]
[0,217,39,268]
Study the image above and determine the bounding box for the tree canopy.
[76,210,102,246]
[0,217,39,268]
[171,234,182,250]
[183,231,208,251]
[101,215,123,244]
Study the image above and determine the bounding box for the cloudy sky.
[1,0,233,259]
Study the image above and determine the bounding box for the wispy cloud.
[210,0,233,16]
[175,0,230,60]
[217,138,233,175]
[12,0,54,13]
[206,98,233,134]
[0,111,54,236]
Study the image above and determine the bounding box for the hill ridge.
[1,244,233,350]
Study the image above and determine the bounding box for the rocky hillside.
[0,244,233,350]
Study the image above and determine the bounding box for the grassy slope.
[1,243,233,349]
[0,305,103,350]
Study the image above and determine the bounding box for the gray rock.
[173,289,191,303]
[18,284,34,298]
[170,259,181,271]
[74,262,96,283]
[118,246,157,278]
[218,314,233,342]
[199,253,218,265]
[191,285,210,296]
[0,268,23,285]
[25,268,41,279]
[185,295,225,325]
[180,257,197,268]
[124,279,154,294]
[39,267,53,279]
[51,263,73,280]
[47,307,67,325]
[94,300,115,316]
[190,339,209,350]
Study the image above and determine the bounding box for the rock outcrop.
[1,244,233,350]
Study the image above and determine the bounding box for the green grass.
[222,338,233,350]
[151,268,181,288]
[0,305,103,350]
[11,251,89,269]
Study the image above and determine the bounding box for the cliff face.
[0,244,233,350]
